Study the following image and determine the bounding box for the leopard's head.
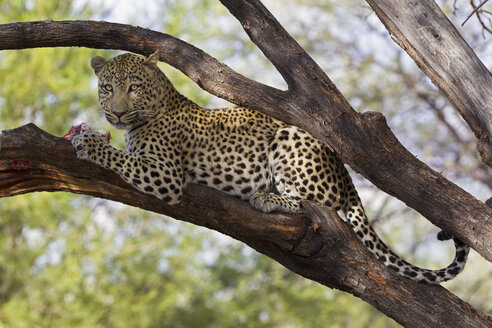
[91,52,163,130]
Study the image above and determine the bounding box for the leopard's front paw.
[72,131,106,164]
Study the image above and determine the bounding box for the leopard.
[72,52,470,284]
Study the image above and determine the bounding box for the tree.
[0,0,491,327]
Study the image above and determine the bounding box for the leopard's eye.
[103,84,113,92]
[129,84,139,92]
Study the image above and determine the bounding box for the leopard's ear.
[91,56,107,77]
[143,51,160,67]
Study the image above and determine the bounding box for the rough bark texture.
[0,0,491,325]
[1,124,491,328]
[366,0,492,167]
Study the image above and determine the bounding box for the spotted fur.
[72,52,470,284]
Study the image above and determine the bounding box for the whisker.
[139,110,157,118]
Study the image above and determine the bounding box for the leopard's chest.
[125,119,181,161]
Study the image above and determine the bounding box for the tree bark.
[366,0,492,167]
[1,124,491,328]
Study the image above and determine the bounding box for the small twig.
[475,9,492,35]
[462,0,489,26]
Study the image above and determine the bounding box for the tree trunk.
[0,0,491,326]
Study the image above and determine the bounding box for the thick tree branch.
[219,0,346,101]
[0,18,491,262]
[366,0,492,166]
[0,124,491,328]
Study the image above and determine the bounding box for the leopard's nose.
[111,109,126,118]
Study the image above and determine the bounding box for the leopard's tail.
[343,198,470,284]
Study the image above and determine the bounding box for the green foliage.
[0,0,103,135]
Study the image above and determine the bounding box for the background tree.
[0,0,490,327]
